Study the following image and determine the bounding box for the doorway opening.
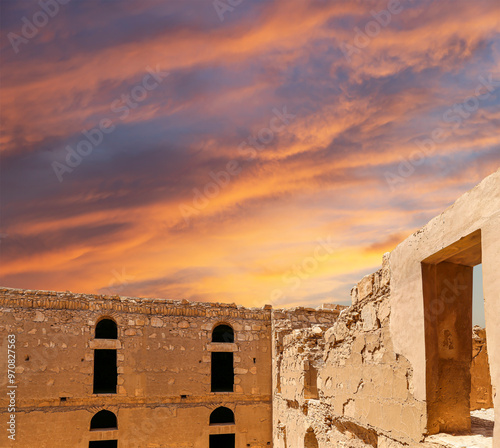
[422,230,494,436]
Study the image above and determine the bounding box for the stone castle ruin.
[0,169,498,447]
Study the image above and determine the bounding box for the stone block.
[333,322,348,342]
[378,300,390,323]
[324,327,336,345]
[361,304,379,332]
[357,274,374,301]
[33,311,45,322]
[381,252,391,286]
[311,326,323,335]
[351,286,359,305]
[150,317,163,327]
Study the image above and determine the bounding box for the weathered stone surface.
[324,327,336,345]
[361,303,379,332]
[311,326,323,335]
[357,273,374,302]
[0,287,278,448]
[351,286,358,305]
[33,311,45,322]
[333,321,348,342]
[150,317,163,327]
[471,326,494,410]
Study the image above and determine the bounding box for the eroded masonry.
[0,169,498,448]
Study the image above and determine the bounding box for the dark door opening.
[211,352,234,392]
[89,441,117,448]
[209,433,235,448]
[93,349,117,394]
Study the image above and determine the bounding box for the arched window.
[95,318,117,339]
[210,407,235,425]
[304,363,318,399]
[212,324,234,343]
[90,410,117,430]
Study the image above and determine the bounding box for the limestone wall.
[273,256,428,448]
[271,305,345,397]
[0,288,273,448]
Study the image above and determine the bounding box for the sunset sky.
[1,0,499,314]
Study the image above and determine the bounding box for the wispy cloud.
[1,0,499,307]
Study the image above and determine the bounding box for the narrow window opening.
[304,364,319,399]
[209,434,235,448]
[90,410,117,430]
[212,324,234,343]
[211,352,234,392]
[93,350,117,394]
[210,406,235,425]
[95,319,117,339]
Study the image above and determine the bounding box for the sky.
[0,0,499,316]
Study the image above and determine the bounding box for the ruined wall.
[271,306,345,448]
[0,288,273,448]
[471,326,494,411]
[273,256,429,448]
[271,305,344,398]
[273,170,500,448]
